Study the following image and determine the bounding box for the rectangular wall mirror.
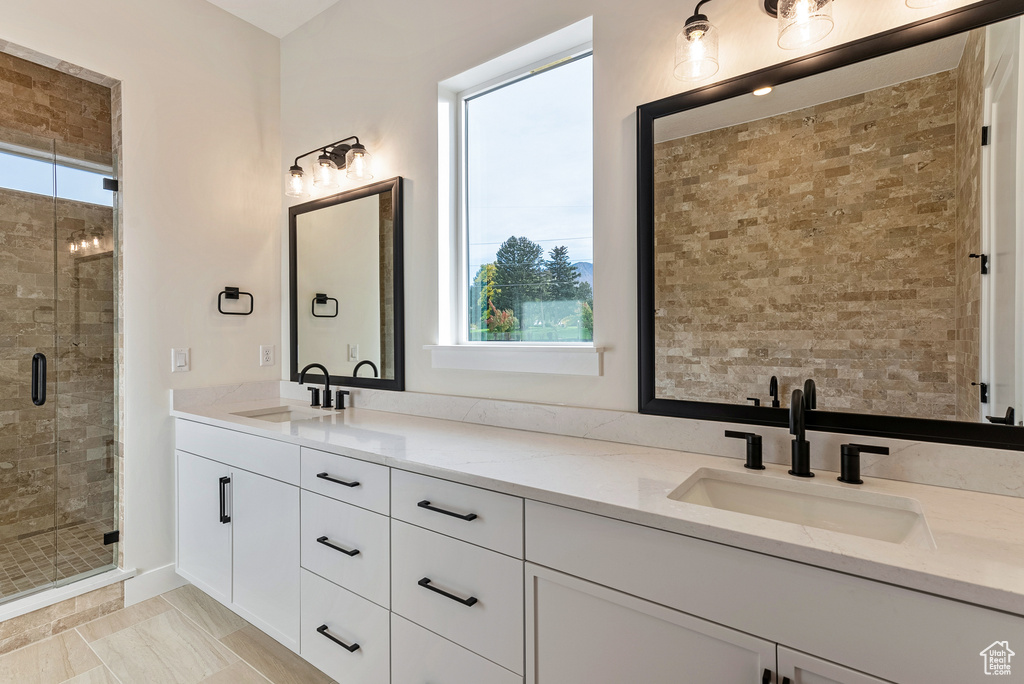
[638,1,1024,450]
[289,177,404,390]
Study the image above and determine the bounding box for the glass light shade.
[313,154,339,189]
[345,145,373,180]
[674,19,720,82]
[905,0,941,7]
[285,165,308,198]
[777,0,834,50]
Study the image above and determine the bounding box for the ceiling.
[205,0,342,38]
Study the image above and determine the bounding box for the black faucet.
[353,360,379,378]
[803,378,817,410]
[299,362,333,409]
[789,388,813,477]
[769,376,780,408]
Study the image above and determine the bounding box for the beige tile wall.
[0,581,122,656]
[653,67,979,420]
[954,28,985,422]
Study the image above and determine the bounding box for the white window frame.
[430,18,602,375]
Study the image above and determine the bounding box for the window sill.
[424,344,604,376]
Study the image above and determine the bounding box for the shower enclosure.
[0,126,119,604]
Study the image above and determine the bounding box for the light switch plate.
[260,345,275,367]
[171,347,190,373]
[348,344,359,361]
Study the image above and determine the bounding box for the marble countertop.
[172,397,1024,615]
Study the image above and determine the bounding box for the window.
[0,148,114,206]
[461,51,593,344]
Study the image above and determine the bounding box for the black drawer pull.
[762,669,771,684]
[417,500,478,521]
[317,472,360,488]
[418,577,478,606]
[218,477,231,524]
[316,624,360,652]
[316,536,360,556]
[782,679,790,684]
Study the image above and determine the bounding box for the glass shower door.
[0,132,59,601]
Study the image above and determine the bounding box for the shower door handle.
[31,353,46,406]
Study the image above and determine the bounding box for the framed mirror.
[289,177,404,390]
[638,1,1024,450]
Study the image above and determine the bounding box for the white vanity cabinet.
[777,648,893,684]
[527,563,775,683]
[175,421,301,650]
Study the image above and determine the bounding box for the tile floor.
[0,522,115,600]
[0,584,335,684]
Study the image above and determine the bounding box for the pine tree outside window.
[462,52,594,343]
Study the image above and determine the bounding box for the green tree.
[492,236,546,325]
[471,263,500,327]
[546,246,581,302]
[575,280,593,306]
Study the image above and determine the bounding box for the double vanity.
[172,392,1024,684]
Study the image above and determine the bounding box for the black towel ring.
[218,286,254,316]
[312,293,339,318]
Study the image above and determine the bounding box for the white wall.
[0,0,281,600]
[281,0,976,411]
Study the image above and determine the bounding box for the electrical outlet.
[260,345,275,367]
[348,344,359,362]
[171,348,190,373]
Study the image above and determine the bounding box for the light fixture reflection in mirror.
[777,0,834,50]
[753,86,773,96]
[675,0,720,82]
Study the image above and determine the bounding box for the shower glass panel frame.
[0,128,119,604]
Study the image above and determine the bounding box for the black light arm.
[292,136,361,167]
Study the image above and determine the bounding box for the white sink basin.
[668,468,935,549]
[231,406,327,423]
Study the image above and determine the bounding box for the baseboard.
[124,562,188,606]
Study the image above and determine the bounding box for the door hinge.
[102,178,119,192]
[103,530,120,545]
[982,126,990,146]
[969,253,989,274]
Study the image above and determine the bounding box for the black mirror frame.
[637,0,1024,451]
[289,176,405,391]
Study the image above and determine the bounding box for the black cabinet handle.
[317,472,360,488]
[417,500,478,521]
[218,477,231,524]
[316,624,360,652]
[762,669,771,684]
[31,353,46,406]
[782,678,791,684]
[316,536,360,556]
[418,577,478,606]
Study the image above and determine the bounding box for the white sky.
[466,55,593,274]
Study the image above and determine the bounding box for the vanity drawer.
[300,447,389,515]
[391,519,524,674]
[391,469,523,557]
[391,613,522,684]
[176,419,299,484]
[300,490,389,607]
[300,569,389,684]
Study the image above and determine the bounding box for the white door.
[982,18,1024,423]
[778,647,893,684]
[175,451,232,605]
[526,563,775,684]
[231,469,300,650]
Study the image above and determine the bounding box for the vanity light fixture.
[674,0,720,82]
[753,86,773,96]
[285,136,373,198]
[764,0,835,50]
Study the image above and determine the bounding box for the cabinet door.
[527,563,775,684]
[176,451,232,605]
[232,469,300,650]
[778,648,893,684]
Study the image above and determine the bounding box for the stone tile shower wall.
[954,29,985,423]
[0,50,116,596]
[379,191,394,380]
[653,69,972,420]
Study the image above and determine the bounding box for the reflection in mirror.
[651,18,1021,425]
[290,178,403,390]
